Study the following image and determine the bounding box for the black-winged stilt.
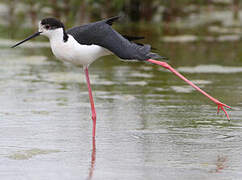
[12,16,231,138]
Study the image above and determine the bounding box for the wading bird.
[12,16,231,138]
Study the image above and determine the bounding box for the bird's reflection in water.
[87,137,96,180]
[215,155,227,173]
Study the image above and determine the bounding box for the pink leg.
[84,66,96,137]
[87,137,96,180]
[147,59,232,120]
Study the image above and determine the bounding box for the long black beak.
[11,31,41,48]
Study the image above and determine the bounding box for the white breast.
[49,32,110,66]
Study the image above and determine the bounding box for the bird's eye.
[45,25,50,29]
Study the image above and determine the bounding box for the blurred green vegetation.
[0,1,240,25]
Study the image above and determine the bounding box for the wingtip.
[161,56,169,61]
[122,35,145,41]
[105,16,121,25]
[148,53,169,61]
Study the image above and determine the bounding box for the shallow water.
[0,39,242,180]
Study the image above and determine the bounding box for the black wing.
[66,16,161,60]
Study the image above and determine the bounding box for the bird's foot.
[216,101,232,121]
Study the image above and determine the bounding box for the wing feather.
[66,17,161,60]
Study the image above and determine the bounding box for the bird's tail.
[147,52,168,61]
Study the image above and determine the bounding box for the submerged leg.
[147,59,231,120]
[84,66,97,137]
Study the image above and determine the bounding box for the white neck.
[44,28,65,42]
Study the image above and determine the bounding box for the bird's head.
[39,17,65,37]
[12,17,68,48]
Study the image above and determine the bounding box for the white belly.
[50,35,110,66]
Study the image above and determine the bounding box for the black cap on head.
[41,17,64,30]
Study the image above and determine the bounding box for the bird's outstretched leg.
[147,59,232,120]
[84,66,97,137]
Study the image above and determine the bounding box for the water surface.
[0,38,241,180]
